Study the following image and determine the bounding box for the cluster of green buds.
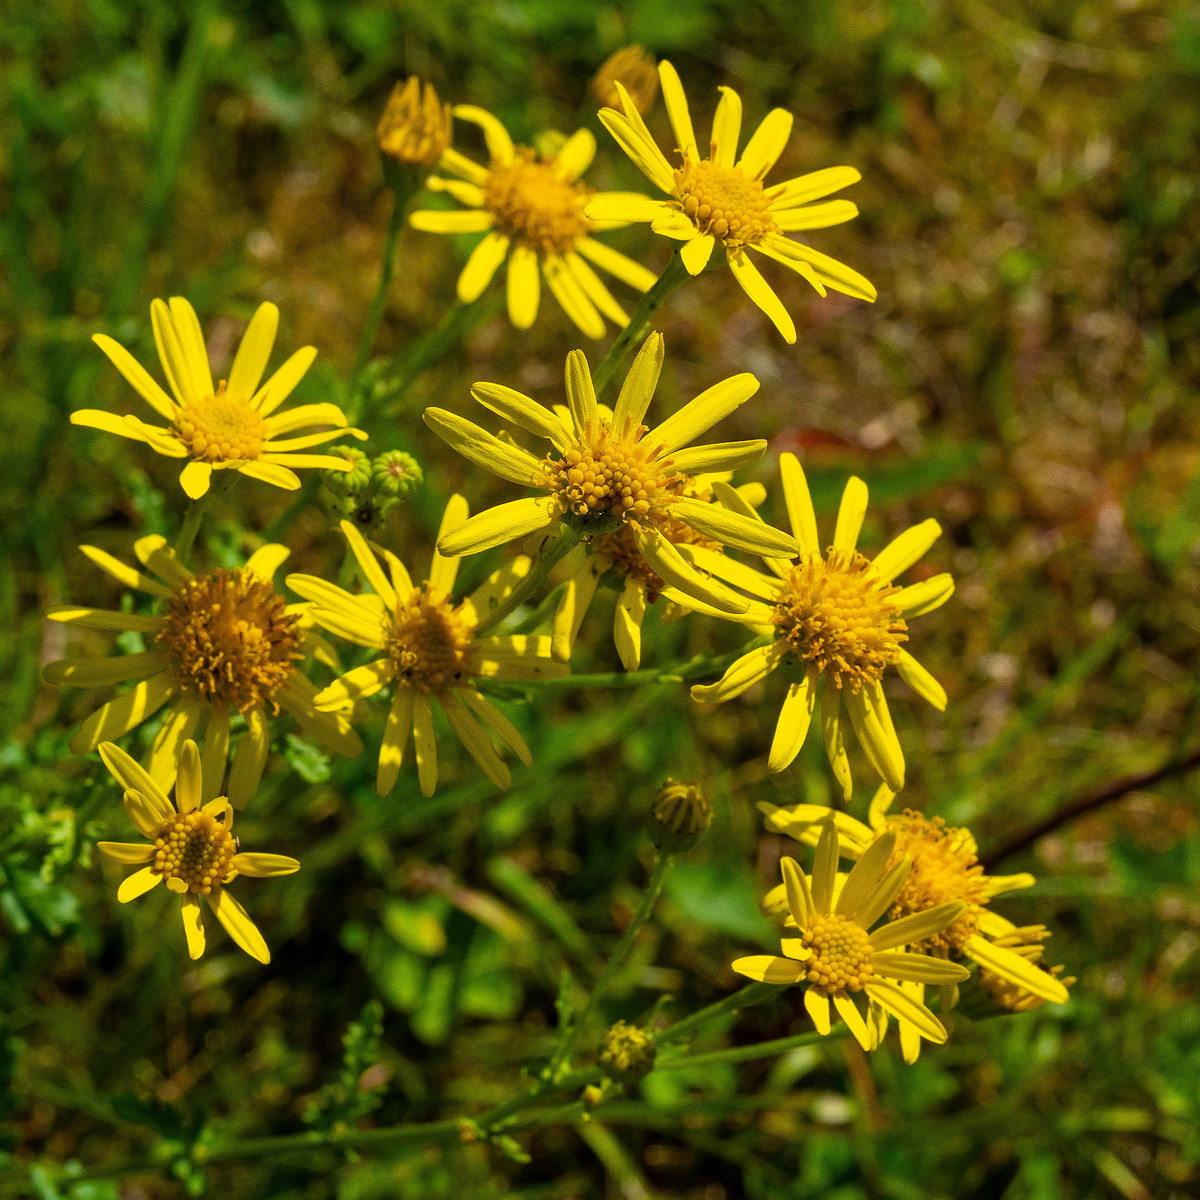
[319,447,423,535]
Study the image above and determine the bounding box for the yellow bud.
[599,1021,657,1083]
[590,46,659,114]
[377,76,452,167]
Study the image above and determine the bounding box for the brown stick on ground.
[981,744,1200,869]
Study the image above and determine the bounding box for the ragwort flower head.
[43,538,361,806]
[550,470,766,670]
[377,75,453,167]
[690,452,954,795]
[733,820,969,1052]
[590,46,660,114]
[589,61,876,343]
[96,739,299,962]
[75,298,365,498]
[423,334,798,614]
[409,107,658,338]
[759,786,1070,1061]
[287,502,567,798]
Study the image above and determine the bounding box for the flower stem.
[546,849,674,1082]
[350,165,420,406]
[474,524,580,636]
[591,250,690,399]
[173,491,212,566]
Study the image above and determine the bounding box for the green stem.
[350,167,419,407]
[547,851,674,1082]
[591,250,690,399]
[474,525,580,636]
[173,491,212,566]
[654,981,785,1047]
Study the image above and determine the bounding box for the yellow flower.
[286,505,568,798]
[423,335,797,614]
[590,46,660,115]
[759,787,1070,1062]
[733,819,970,1052]
[409,106,658,338]
[43,538,361,806]
[689,453,953,795]
[550,470,767,670]
[96,739,299,962]
[75,298,365,499]
[377,75,453,166]
[588,60,876,343]
[979,924,1075,1013]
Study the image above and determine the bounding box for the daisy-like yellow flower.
[423,335,797,614]
[733,819,970,1052]
[688,452,953,795]
[286,505,567,798]
[43,538,361,806]
[96,739,298,962]
[588,60,876,343]
[758,787,1070,1061]
[409,106,658,338]
[75,298,364,499]
[551,472,767,671]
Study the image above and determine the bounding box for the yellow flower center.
[386,584,475,693]
[874,810,988,955]
[773,549,907,692]
[543,419,676,526]
[675,159,776,249]
[800,912,874,996]
[174,380,268,462]
[158,569,302,713]
[483,148,592,254]
[152,809,237,895]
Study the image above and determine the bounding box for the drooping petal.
[458,232,511,303]
[226,705,270,809]
[442,691,511,790]
[71,408,150,441]
[43,650,168,689]
[671,496,797,558]
[965,935,1070,1004]
[863,979,947,1043]
[804,988,831,1034]
[412,692,438,798]
[845,683,905,793]
[544,255,605,339]
[768,676,816,773]
[181,893,206,959]
[179,461,212,499]
[613,577,646,672]
[819,688,853,802]
[758,234,877,302]
[690,642,784,703]
[680,233,715,275]
[564,252,629,326]
[552,558,601,663]
[896,650,947,711]
[70,673,176,754]
[377,686,414,796]
[728,251,796,343]
[457,689,531,767]
[207,886,270,963]
[575,237,659,291]
[833,994,872,1051]
[117,866,163,903]
[506,243,541,329]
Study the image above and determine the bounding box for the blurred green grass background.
[3,0,1200,1197]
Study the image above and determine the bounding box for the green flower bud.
[648,779,712,853]
[598,1021,656,1083]
[372,450,423,499]
[322,446,373,494]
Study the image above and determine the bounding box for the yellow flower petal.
[458,231,510,303]
[564,348,599,433]
[409,209,494,234]
[576,237,658,291]
[227,302,278,403]
[836,831,897,920]
[613,577,646,672]
[181,893,206,959]
[149,298,194,406]
[844,684,904,793]
[71,408,149,441]
[583,194,669,224]
[779,452,820,554]
[243,544,290,583]
[668,439,766,477]
[315,659,396,711]
[711,86,742,167]
[442,691,511,790]
[781,855,814,929]
[804,988,831,1034]
[832,476,868,553]
[506,243,541,329]
[809,819,839,915]
[769,166,862,209]
[474,635,568,682]
[565,252,629,326]
[863,979,946,1043]
[818,688,853,802]
[612,331,664,433]
[544,255,605,339]
[422,407,545,487]
[430,495,469,599]
[377,686,414,796]
[657,60,699,163]
[412,692,438,797]
[646,372,760,454]
[167,297,215,398]
[965,935,1070,1004]
[896,649,947,711]
[690,641,784,703]
[43,649,167,688]
[554,127,596,179]
[552,558,601,663]
[79,544,172,598]
[729,250,795,342]
[868,901,966,952]
[173,738,202,814]
[731,955,805,984]
[253,346,318,416]
[672,496,797,558]
[680,232,715,275]
[453,104,514,164]
[180,460,212,498]
[91,333,177,419]
[226,705,270,809]
[737,108,793,181]
[436,496,556,558]
[871,519,942,584]
[768,675,816,773]
[461,555,532,627]
[117,866,163,903]
[895,573,955,618]
[472,382,571,452]
[677,544,781,603]
[98,740,175,821]
[201,704,232,802]
[871,951,970,985]
[774,200,859,232]
[338,519,396,610]
[97,841,155,865]
[457,689,531,766]
[230,853,300,878]
[758,234,877,302]
[853,856,912,932]
[833,994,873,1051]
[631,523,749,614]
[207,885,270,963]
[650,210,697,240]
[70,673,175,753]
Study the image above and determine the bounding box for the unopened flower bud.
[377,76,452,167]
[321,446,372,494]
[599,1021,656,1083]
[591,46,659,115]
[372,450,423,499]
[648,778,711,853]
